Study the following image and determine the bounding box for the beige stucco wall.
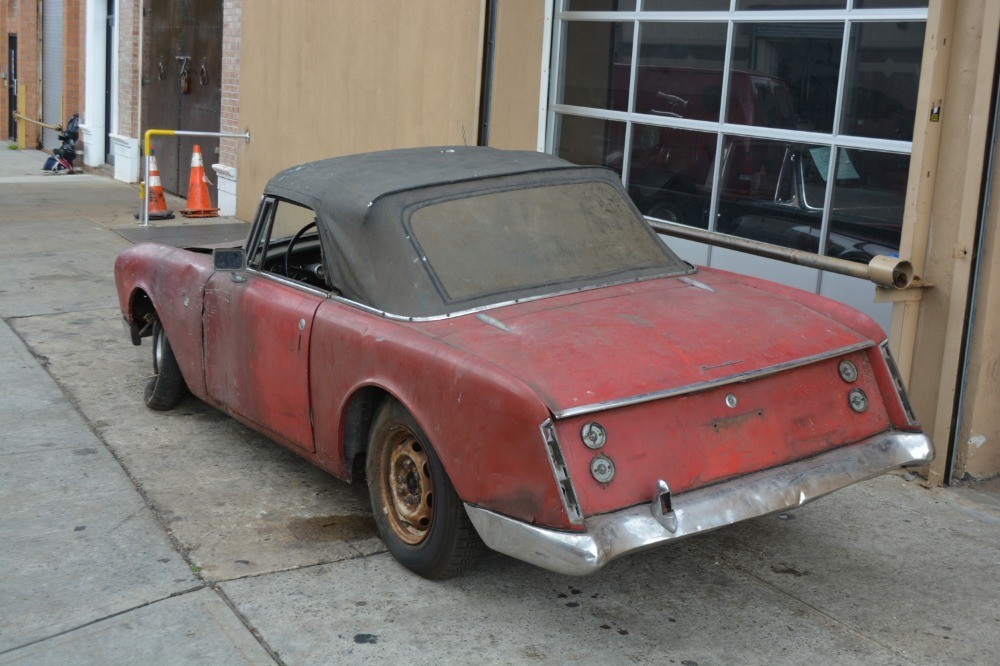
[486,0,545,151]
[235,0,486,220]
[898,0,999,481]
[956,153,1000,478]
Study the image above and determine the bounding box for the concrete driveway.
[1,145,998,665]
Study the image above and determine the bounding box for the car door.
[203,198,326,453]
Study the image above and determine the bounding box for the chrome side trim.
[540,419,583,525]
[319,268,696,323]
[553,340,874,419]
[880,341,918,426]
[465,430,932,576]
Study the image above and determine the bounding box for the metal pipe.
[648,218,914,289]
[12,112,61,131]
[140,129,251,227]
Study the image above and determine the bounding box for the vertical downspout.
[136,0,143,150]
[477,0,497,146]
[946,41,1000,482]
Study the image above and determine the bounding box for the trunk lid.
[420,272,874,417]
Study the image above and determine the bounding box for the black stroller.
[42,113,80,173]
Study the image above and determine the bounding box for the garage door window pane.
[826,149,908,262]
[840,22,925,141]
[736,0,845,8]
[635,22,728,120]
[644,0,729,10]
[854,1,927,8]
[629,125,717,228]
[554,114,627,175]
[564,0,637,10]
[717,137,828,253]
[728,23,841,132]
[557,22,634,112]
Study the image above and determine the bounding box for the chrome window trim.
[552,340,874,419]
[244,268,331,299]
[318,265,696,323]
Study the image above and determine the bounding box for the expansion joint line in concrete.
[689,541,923,665]
[211,585,287,666]
[0,585,206,657]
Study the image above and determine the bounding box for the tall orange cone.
[180,144,219,218]
[134,149,175,220]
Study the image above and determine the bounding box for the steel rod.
[647,218,913,288]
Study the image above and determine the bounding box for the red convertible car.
[115,147,931,579]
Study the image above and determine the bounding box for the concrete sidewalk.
[1,143,998,665]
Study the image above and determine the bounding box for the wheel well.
[342,386,394,483]
[128,289,156,345]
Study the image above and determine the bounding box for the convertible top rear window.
[409,182,683,303]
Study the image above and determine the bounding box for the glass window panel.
[840,22,924,141]
[409,182,680,303]
[716,136,828,252]
[826,149,908,262]
[854,1,927,8]
[635,22,728,120]
[553,113,627,175]
[736,0,845,8]
[628,125,717,229]
[558,22,634,111]
[644,0,729,10]
[564,0,637,10]
[728,23,842,131]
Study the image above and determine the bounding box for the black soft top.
[264,146,572,223]
[261,147,687,318]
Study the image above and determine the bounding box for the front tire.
[143,318,185,411]
[366,399,481,579]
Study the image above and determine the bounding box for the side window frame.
[246,197,276,271]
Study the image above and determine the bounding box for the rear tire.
[366,399,482,579]
[143,318,185,411]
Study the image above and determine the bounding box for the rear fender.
[310,301,574,530]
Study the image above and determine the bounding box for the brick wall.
[219,0,242,167]
[62,0,84,123]
[116,0,140,137]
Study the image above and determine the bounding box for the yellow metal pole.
[140,129,176,227]
[16,84,26,149]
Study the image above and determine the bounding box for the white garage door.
[41,0,64,150]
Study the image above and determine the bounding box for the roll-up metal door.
[41,0,64,150]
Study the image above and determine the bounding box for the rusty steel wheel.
[380,428,434,545]
[366,399,482,579]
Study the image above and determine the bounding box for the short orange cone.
[180,145,219,218]
[134,149,175,220]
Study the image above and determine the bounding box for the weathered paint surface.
[114,246,917,531]
[203,273,323,453]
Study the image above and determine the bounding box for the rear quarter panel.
[114,243,214,399]
[309,300,570,529]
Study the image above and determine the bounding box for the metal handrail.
[12,112,62,131]
[647,218,918,290]
[140,129,251,227]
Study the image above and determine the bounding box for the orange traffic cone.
[180,145,219,218]
[134,149,174,220]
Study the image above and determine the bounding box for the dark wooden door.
[142,0,222,199]
[6,35,16,141]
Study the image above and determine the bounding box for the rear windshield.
[408,181,686,303]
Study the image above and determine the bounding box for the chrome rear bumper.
[464,431,932,576]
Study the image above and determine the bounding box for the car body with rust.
[114,146,931,578]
